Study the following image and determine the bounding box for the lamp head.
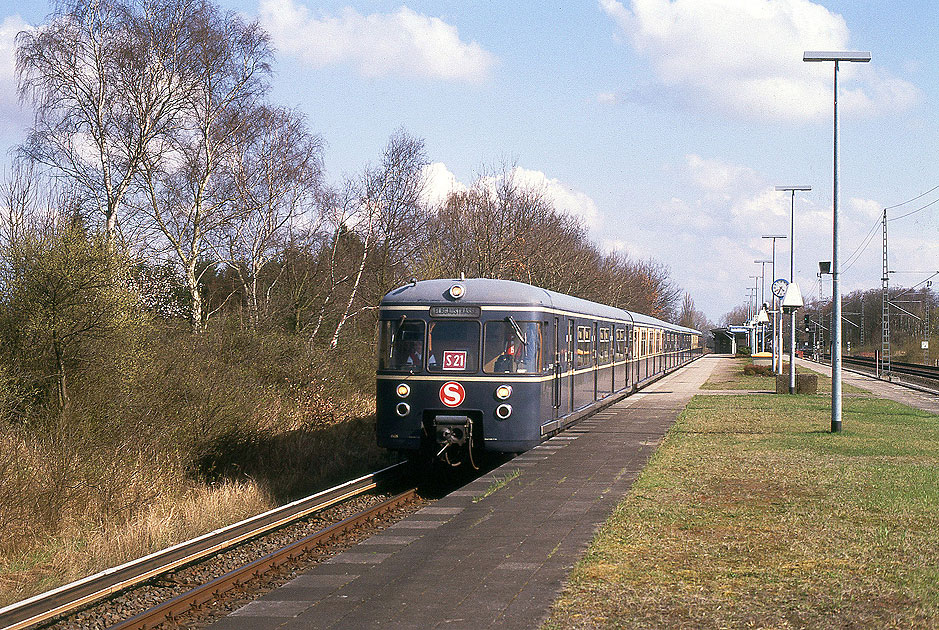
[782,283,804,312]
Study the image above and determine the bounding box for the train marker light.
[396,402,410,417]
[396,383,410,398]
[448,284,465,299]
[495,404,513,419]
[495,385,513,400]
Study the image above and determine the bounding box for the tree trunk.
[53,336,67,411]
[330,231,370,350]
[186,261,204,331]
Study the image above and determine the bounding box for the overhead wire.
[888,196,939,222]
[884,184,939,211]
[842,216,881,274]
[839,184,939,276]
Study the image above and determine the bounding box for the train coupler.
[434,415,472,448]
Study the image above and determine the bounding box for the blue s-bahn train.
[376,278,702,466]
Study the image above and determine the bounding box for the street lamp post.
[804,50,871,433]
[775,186,812,393]
[782,282,804,392]
[763,235,787,373]
[750,275,762,351]
[755,259,772,351]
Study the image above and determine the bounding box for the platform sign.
[923,341,929,349]
[442,350,467,370]
[439,381,465,407]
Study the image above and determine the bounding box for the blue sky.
[2,0,938,321]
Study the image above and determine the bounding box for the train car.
[376,278,702,466]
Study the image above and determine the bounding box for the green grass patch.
[473,469,521,503]
[545,390,939,629]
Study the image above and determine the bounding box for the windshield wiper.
[508,316,527,345]
[389,315,406,359]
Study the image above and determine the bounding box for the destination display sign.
[429,305,480,318]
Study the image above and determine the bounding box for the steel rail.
[110,488,418,630]
[813,355,939,395]
[0,462,407,630]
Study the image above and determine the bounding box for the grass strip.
[545,384,939,628]
[701,357,867,393]
[473,469,521,503]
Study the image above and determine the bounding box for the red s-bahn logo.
[439,381,465,407]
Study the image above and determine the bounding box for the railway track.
[814,354,939,392]
[0,462,410,630]
[111,488,419,630]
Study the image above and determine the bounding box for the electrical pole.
[882,209,891,379]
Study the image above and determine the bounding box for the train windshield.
[483,320,542,374]
[378,319,425,372]
[426,320,480,372]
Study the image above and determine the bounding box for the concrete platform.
[208,356,720,630]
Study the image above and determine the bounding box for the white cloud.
[599,0,920,120]
[595,91,618,105]
[508,166,601,228]
[686,154,759,196]
[849,197,882,222]
[421,162,467,207]
[259,0,497,82]
[423,163,601,229]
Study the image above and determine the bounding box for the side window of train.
[426,320,480,372]
[576,325,593,368]
[614,327,626,361]
[483,320,543,374]
[598,327,611,364]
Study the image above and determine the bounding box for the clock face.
[772,278,789,298]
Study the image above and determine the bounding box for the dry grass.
[546,380,939,628]
[0,477,270,607]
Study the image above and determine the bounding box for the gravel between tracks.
[43,491,429,630]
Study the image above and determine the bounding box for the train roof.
[381,278,700,335]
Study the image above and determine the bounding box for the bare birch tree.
[216,105,323,329]
[15,0,189,253]
[135,2,272,330]
[327,131,428,349]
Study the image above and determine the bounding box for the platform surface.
[208,356,720,630]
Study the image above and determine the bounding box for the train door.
[568,319,576,412]
[593,322,599,401]
[553,316,561,420]
[611,326,617,392]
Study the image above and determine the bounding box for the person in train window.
[406,340,423,369]
[496,336,517,372]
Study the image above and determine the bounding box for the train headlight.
[495,384,512,400]
[448,284,465,299]
[495,404,512,420]
[396,402,410,417]
[396,383,410,398]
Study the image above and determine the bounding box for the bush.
[742,363,772,376]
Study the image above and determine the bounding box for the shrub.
[742,364,772,376]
